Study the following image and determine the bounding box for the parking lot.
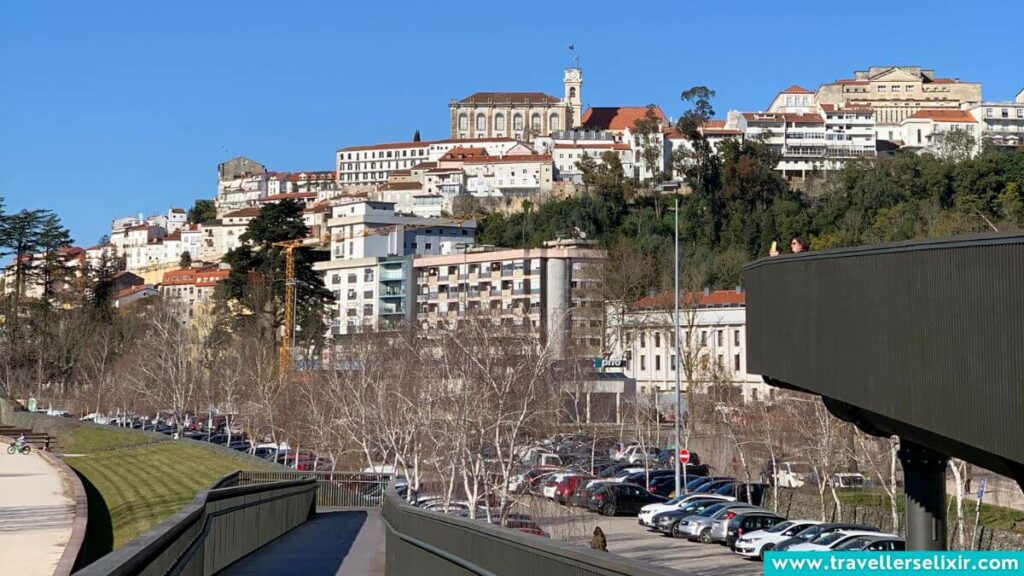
[521,496,761,575]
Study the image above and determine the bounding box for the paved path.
[524,496,760,576]
[220,510,384,575]
[0,448,75,576]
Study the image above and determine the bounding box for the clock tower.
[563,67,582,129]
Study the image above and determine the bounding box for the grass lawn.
[54,423,281,562]
[839,488,1024,533]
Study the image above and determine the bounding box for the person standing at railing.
[769,235,809,256]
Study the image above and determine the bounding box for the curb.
[38,447,90,575]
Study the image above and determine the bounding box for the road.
[523,496,761,576]
[0,448,75,576]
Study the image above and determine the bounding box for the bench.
[0,426,54,451]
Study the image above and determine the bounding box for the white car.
[620,444,659,464]
[637,494,734,527]
[734,520,823,559]
[787,530,894,552]
[611,442,639,461]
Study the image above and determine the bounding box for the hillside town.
[3,63,1021,406]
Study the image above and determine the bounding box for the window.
[701,331,707,346]
[495,113,505,131]
[640,355,646,370]
[476,113,486,131]
[549,113,560,131]
[458,114,468,130]
[733,329,740,346]
[906,85,914,92]
[877,85,886,93]
[734,354,741,371]
[670,355,676,370]
[347,273,357,283]
[986,108,993,118]
[654,333,661,348]
[640,333,646,347]
[655,355,661,371]
[1018,108,1023,119]
[513,114,524,130]
[569,87,576,99]
[530,113,541,130]
[717,330,723,346]
[717,354,723,369]
[1002,108,1010,119]
[891,85,900,92]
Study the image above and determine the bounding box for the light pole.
[673,194,683,497]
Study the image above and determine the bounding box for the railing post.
[898,439,949,550]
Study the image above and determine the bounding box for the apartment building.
[900,109,981,156]
[816,66,981,142]
[580,106,668,180]
[607,289,769,403]
[160,266,229,323]
[336,141,434,189]
[314,200,476,337]
[534,130,633,183]
[971,90,1024,148]
[216,156,269,213]
[412,239,605,356]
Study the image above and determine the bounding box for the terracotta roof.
[786,113,825,124]
[222,207,262,218]
[440,147,490,161]
[780,84,814,94]
[58,247,85,257]
[170,208,186,214]
[389,169,412,176]
[162,267,229,287]
[304,202,333,214]
[258,192,318,202]
[432,137,516,144]
[457,92,560,105]
[701,121,744,135]
[635,289,746,310]
[462,154,551,165]
[113,285,156,300]
[286,171,334,181]
[338,140,434,153]
[906,109,977,123]
[410,162,438,171]
[742,112,823,124]
[85,242,115,251]
[819,103,874,114]
[581,106,667,131]
[164,230,182,241]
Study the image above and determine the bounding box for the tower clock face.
[566,69,580,82]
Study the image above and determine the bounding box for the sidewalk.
[0,448,75,576]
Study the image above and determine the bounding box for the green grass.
[52,423,281,558]
[838,488,1024,533]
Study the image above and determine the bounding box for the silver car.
[678,502,759,543]
[710,506,764,543]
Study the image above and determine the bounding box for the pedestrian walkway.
[0,448,75,576]
[220,510,385,575]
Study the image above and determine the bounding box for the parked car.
[724,511,787,549]
[832,534,905,551]
[541,472,575,500]
[675,502,761,543]
[710,506,772,544]
[766,461,812,488]
[831,472,867,489]
[788,530,894,552]
[650,498,729,537]
[611,441,639,461]
[694,478,737,494]
[587,483,666,516]
[507,467,559,494]
[774,523,880,552]
[619,445,661,464]
[734,520,824,560]
[638,493,731,528]
[571,480,615,508]
[715,482,768,505]
[554,474,592,505]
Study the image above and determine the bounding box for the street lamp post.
[673,194,683,497]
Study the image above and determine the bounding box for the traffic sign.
[679,449,690,464]
[977,478,987,501]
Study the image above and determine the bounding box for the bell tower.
[564,66,582,129]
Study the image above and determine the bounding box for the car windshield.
[834,536,873,550]
[766,521,795,533]
[685,477,708,490]
[813,532,852,546]
[795,524,826,539]
[697,503,728,517]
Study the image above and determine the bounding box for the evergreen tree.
[187,199,217,225]
[179,250,192,269]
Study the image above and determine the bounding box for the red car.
[554,474,593,505]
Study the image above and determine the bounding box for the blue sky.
[2,1,1021,247]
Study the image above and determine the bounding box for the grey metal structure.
[238,470,391,508]
[74,472,316,576]
[381,489,676,576]
[744,232,1024,550]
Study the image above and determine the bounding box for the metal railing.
[381,487,675,576]
[238,471,392,508]
[75,472,316,576]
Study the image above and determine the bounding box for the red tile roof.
[433,137,516,144]
[906,109,977,123]
[379,182,424,191]
[581,106,667,131]
[410,162,438,171]
[164,230,182,241]
[440,147,490,161]
[635,289,746,310]
[457,92,560,105]
[113,284,156,300]
[780,84,814,94]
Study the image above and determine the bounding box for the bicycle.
[7,441,31,455]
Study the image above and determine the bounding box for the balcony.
[380,270,405,281]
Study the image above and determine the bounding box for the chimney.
[703,286,710,296]
[735,285,742,294]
